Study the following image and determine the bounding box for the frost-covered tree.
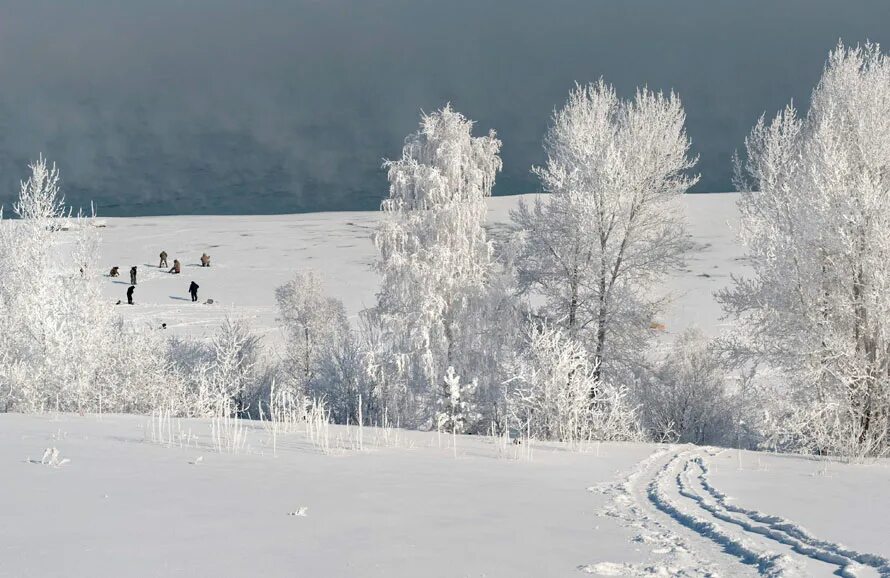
[0,158,106,411]
[314,322,371,424]
[207,317,261,415]
[435,366,479,434]
[721,42,890,457]
[506,322,639,444]
[512,81,698,386]
[272,270,373,422]
[371,104,504,427]
[0,157,172,414]
[275,271,349,393]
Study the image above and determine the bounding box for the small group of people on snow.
[110,250,211,306]
[159,251,210,271]
[160,250,182,274]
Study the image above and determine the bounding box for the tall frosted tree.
[721,42,890,457]
[371,104,503,426]
[0,157,171,413]
[275,271,349,394]
[512,81,698,385]
[0,158,102,411]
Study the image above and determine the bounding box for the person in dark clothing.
[130,266,137,285]
[126,285,135,305]
[188,281,199,302]
[159,251,168,268]
[110,266,120,277]
[169,259,181,274]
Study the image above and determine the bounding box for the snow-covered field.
[92,193,745,343]
[3,193,889,577]
[3,413,889,577]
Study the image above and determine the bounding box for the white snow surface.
[1,413,653,578]
[92,193,745,342]
[7,193,888,577]
[2,414,889,577]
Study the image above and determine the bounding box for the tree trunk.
[591,273,607,397]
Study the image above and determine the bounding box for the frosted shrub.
[109,324,182,414]
[506,323,639,446]
[587,382,641,444]
[207,317,261,415]
[435,367,479,434]
[636,329,738,445]
[314,325,373,425]
[760,388,886,460]
[167,318,261,418]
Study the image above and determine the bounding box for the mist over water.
[1,0,888,216]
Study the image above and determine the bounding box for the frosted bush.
[506,322,640,446]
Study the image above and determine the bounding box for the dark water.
[1,1,888,216]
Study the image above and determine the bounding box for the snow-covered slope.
[2,413,888,578]
[94,193,745,342]
[4,195,889,577]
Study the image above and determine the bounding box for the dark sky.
[1,0,889,216]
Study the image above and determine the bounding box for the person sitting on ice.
[200,253,210,267]
[159,250,168,268]
[169,259,181,274]
[109,266,120,277]
[188,281,199,302]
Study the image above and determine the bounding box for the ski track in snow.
[585,447,890,577]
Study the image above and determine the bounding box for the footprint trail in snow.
[585,447,890,577]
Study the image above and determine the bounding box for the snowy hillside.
[94,192,744,343]
[2,413,888,577]
[5,192,890,578]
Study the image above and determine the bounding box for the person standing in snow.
[188,281,199,302]
[169,259,181,274]
[200,253,210,267]
[130,266,137,285]
[126,285,135,305]
[159,250,168,268]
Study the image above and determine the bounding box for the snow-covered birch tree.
[275,271,349,395]
[721,42,890,457]
[511,81,698,386]
[0,157,103,411]
[372,104,503,427]
[274,270,372,423]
